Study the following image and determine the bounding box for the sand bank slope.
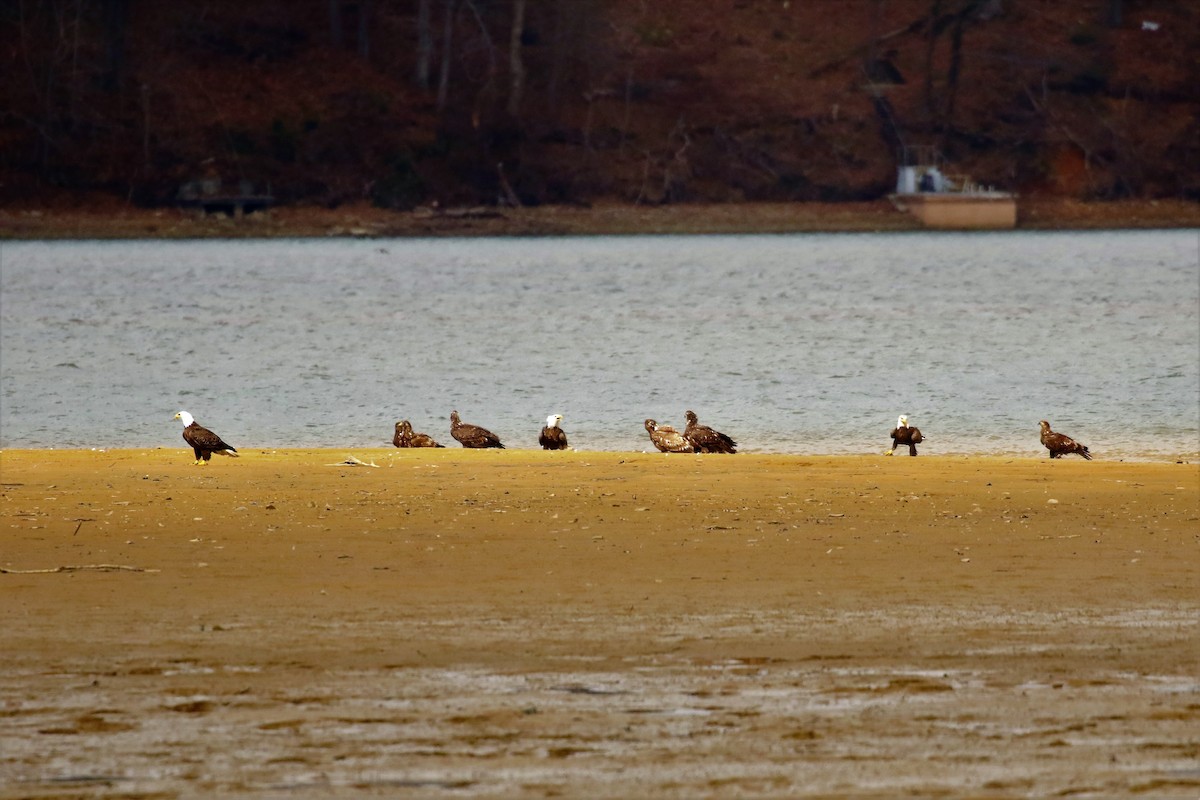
[2,449,1198,797]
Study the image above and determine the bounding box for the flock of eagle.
[397,411,742,454]
[173,410,1093,465]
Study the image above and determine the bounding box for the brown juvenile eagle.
[393,420,444,448]
[539,413,569,450]
[450,410,505,449]
[174,411,238,465]
[886,415,924,456]
[683,410,737,453]
[1039,420,1092,460]
[645,418,694,453]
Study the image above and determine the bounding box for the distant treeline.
[3,0,1197,209]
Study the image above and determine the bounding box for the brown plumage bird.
[644,419,695,453]
[1039,420,1092,460]
[450,410,505,449]
[538,414,569,450]
[886,415,924,456]
[174,411,238,465]
[683,410,737,453]
[393,420,444,448]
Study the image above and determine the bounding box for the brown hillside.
[3,0,1197,210]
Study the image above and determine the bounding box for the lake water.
[1,231,1197,459]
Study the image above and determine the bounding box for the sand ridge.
[2,448,1198,797]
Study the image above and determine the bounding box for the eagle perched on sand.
[393,420,444,448]
[1039,420,1092,460]
[174,411,238,465]
[683,410,737,453]
[450,411,505,449]
[539,414,569,450]
[644,419,694,453]
[886,415,924,456]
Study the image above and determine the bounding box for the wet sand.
[2,448,1198,798]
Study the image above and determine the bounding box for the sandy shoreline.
[3,197,1199,239]
[2,449,1198,797]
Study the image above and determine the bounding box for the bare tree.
[545,0,605,115]
[923,0,945,123]
[101,0,128,91]
[329,0,344,48]
[1106,0,1122,27]
[507,0,527,116]
[461,0,499,125]
[436,0,457,112]
[944,2,971,127]
[922,0,984,135]
[357,0,372,59]
[416,0,434,88]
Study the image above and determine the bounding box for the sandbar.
[2,448,1198,797]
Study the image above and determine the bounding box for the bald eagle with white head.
[886,415,923,456]
[539,414,568,450]
[174,411,238,465]
[645,419,694,453]
[1039,420,1092,460]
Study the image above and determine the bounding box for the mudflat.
[2,448,1198,798]
[4,197,1200,239]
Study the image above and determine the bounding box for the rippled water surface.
[2,231,1197,457]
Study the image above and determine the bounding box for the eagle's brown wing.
[184,422,236,454]
[1044,431,1091,459]
[411,432,444,448]
[652,424,694,453]
[453,422,505,449]
[539,426,568,450]
[686,424,737,454]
